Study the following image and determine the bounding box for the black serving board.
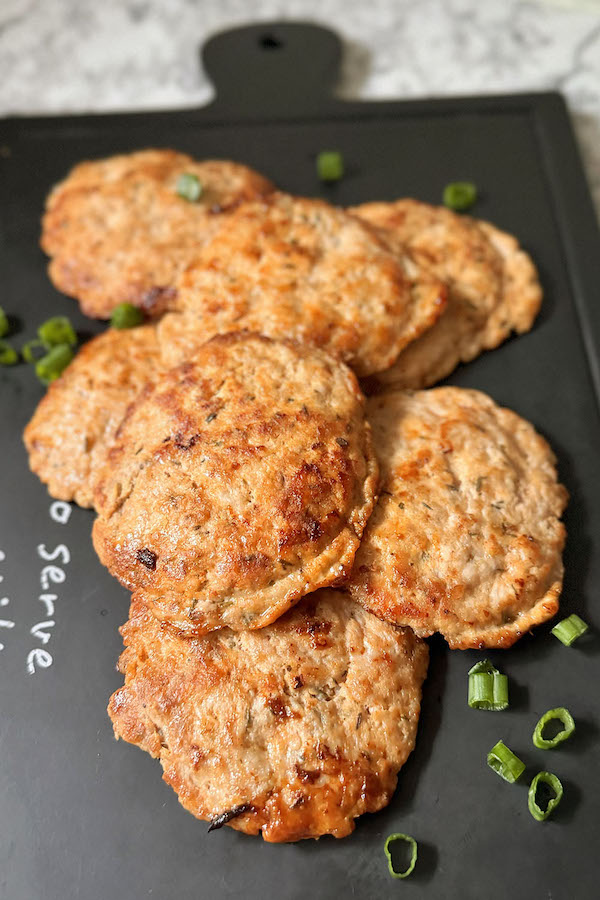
[1,21,599,900]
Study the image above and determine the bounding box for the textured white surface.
[1,0,599,210]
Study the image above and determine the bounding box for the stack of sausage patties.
[24,150,567,842]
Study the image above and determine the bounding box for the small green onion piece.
[551,614,589,646]
[468,660,509,710]
[443,181,477,212]
[533,707,575,749]
[110,303,145,330]
[468,659,497,675]
[0,305,9,338]
[469,672,509,710]
[316,150,344,183]
[22,339,47,364]
[384,833,418,880]
[528,771,563,821]
[38,315,77,348]
[35,344,74,384]
[176,173,203,202]
[487,740,525,783]
[0,340,18,365]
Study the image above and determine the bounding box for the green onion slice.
[38,316,77,348]
[316,150,344,183]
[35,344,74,384]
[176,173,203,202]
[110,303,145,330]
[487,740,525,783]
[528,771,563,821]
[468,660,509,710]
[0,305,9,338]
[551,614,589,646]
[533,707,575,749]
[22,339,47,364]
[384,833,417,879]
[443,181,477,212]
[0,340,18,366]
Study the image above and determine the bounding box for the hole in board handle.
[258,33,283,50]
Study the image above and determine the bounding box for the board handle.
[201,21,342,117]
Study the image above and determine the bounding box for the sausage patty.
[108,590,428,842]
[353,199,541,389]
[92,333,379,634]
[346,387,567,648]
[23,325,162,508]
[41,149,274,318]
[157,192,446,377]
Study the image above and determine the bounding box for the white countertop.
[1,0,599,213]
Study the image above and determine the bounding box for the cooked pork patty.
[93,333,379,634]
[346,387,567,648]
[353,199,541,389]
[157,192,446,377]
[108,590,428,842]
[41,149,274,318]
[23,325,161,508]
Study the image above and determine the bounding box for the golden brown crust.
[108,591,428,842]
[353,199,541,389]
[157,192,446,377]
[23,325,162,508]
[92,333,379,634]
[345,387,567,648]
[41,150,274,319]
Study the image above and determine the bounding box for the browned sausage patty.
[345,388,567,649]
[23,325,162,508]
[108,590,428,842]
[92,333,379,635]
[41,149,274,319]
[157,193,446,377]
[353,199,541,389]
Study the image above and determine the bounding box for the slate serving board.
[1,21,599,900]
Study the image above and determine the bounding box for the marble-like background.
[1,0,599,213]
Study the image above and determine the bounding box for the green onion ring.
[487,740,525,783]
[176,173,203,202]
[384,833,418,879]
[38,315,77,348]
[533,707,575,749]
[443,181,477,211]
[316,150,344,183]
[0,340,18,365]
[551,614,589,646]
[528,771,563,821]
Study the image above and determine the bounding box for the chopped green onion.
[551,614,589,646]
[468,659,496,675]
[22,339,46,364]
[0,305,9,338]
[0,340,18,365]
[176,173,203,202]
[487,740,525,783]
[528,771,563,821]
[110,303,145,330]
[35,344,73,384]
[316,150,344,183]
[443,181,477,212]
[468,659,509,710]
[384,833,417,879]
[38,315,77,348]
[533,707,575,749]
